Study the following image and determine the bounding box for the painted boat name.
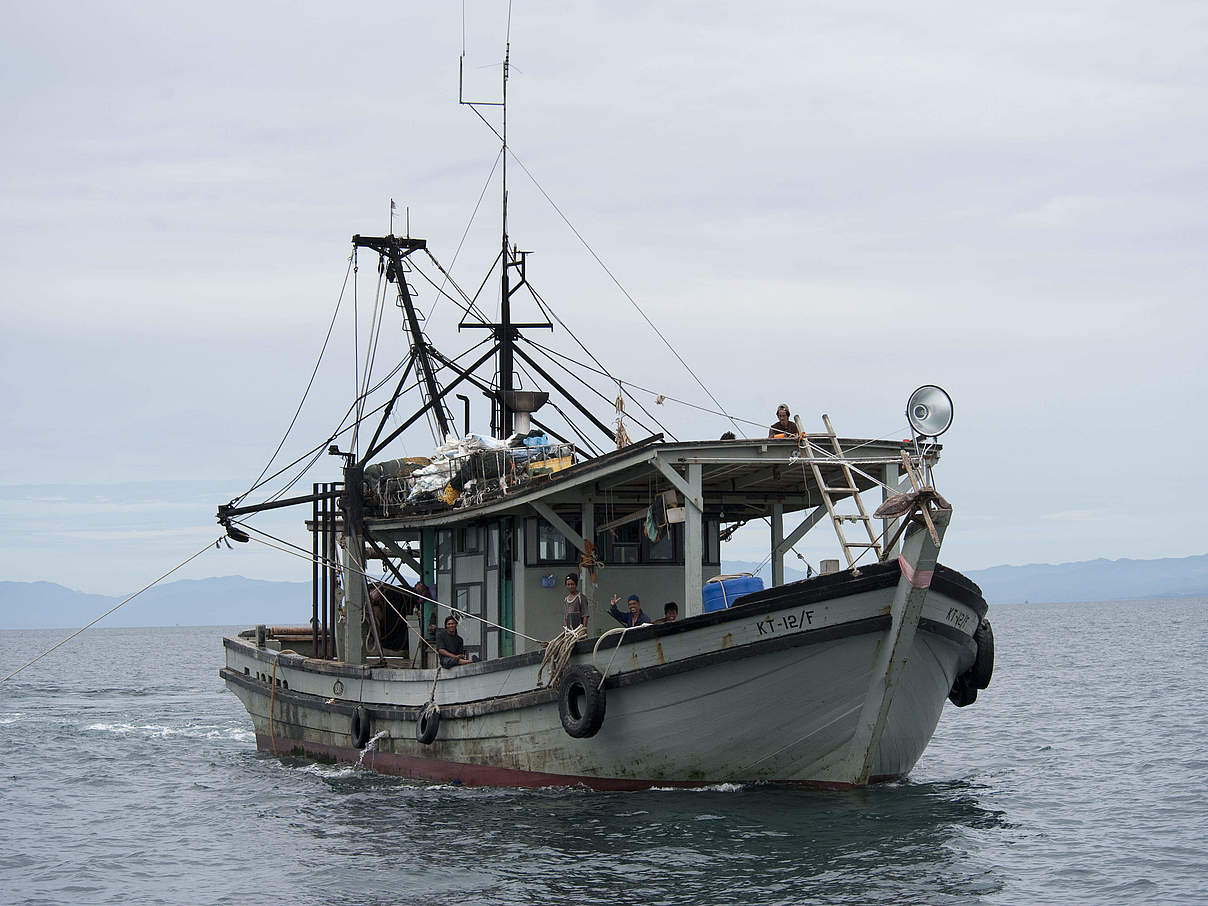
[755,609,815,636]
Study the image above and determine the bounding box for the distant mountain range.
[1,554,1206,629]
[0,576,309,630]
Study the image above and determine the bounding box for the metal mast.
[498,40,515,437]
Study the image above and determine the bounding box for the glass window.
[436,530,452,571]
[605,523,641,565]
[457,525,482,554]
[527,514,581,565]
[704,518,720,563]
[487,524,499,568]
[645,523,676,562]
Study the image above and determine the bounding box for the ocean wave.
[0,713,23,725]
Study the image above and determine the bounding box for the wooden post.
[882,461,900,559]
[683,463,703,617]
[771,502,785,587]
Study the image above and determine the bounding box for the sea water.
[1,599,1205,905]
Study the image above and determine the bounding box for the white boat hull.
[221,562,985,788]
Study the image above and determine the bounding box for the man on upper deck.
[769,404,798,438]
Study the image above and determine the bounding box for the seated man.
[653,601,679,624]
[608,593,652,628]
[434,615,477,668]
[769,403,799,438]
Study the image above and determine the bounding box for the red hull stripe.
[255,733,900,791]
[898,555,934,590]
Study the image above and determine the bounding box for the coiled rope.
[537,625,586,688]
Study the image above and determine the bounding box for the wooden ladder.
[802,414,884,569]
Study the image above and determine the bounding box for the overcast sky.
[2,2,1205,596]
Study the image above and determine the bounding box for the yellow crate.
[527,455,574,477]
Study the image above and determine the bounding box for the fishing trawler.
[217,43,992,789]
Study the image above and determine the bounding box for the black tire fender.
[948,671,978,707]
[350,706,371,748]
[559,664,606,738]
[971,618,994,690]
[416,704,440,745]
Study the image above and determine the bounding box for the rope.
[0,537,221,685]
[419,665,443,723]
[537,625,585,688]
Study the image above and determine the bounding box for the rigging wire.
[422,150,503,323]
[509,355,619,451]
[352,248,361,458]
[518,338,665,441]
[234,520,544,644]
[352,261,386,455]
[233,255,355,507]
[523,337,767,432]
[241,338,494,511]
[0,537,222,685]
[413,257,489,324]
[506,146,742,433]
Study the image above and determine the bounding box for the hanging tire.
[351,706,371,748]
[948,671,978,707]
[416,704,440,745]
[971,619,994,690]
[559,664,606,738]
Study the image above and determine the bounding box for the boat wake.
[83,721,254,742]
[649,783,748,794]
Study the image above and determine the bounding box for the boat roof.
[369,434,923,531]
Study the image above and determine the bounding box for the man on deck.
[435,615,477,668]
[608,594,652,628]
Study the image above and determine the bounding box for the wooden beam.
[651,455,703,511]
[773,505,829,558]
[530,500,588,555]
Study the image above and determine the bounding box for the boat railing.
[366,441,577,515]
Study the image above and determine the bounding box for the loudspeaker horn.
[906,385,953,437]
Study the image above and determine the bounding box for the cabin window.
[486,523,500,568]
[454,583,484,658]
[528,514,580,565]
[538,521,568,561]
[644,523,676,562]
[457,525,482,554]
[606,523,642,564]
[436,530,453,571]
[704,518,720,563]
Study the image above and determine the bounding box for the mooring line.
[0,537,222,685]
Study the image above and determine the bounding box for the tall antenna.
[459,8,520,436]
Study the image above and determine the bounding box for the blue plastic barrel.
[702,574,765,612]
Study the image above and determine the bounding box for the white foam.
[0,714,23,725]
[82,721,253,741]
[295,761,359,780]
[648,782,747,793]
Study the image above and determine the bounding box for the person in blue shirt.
[608,593,652,627]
